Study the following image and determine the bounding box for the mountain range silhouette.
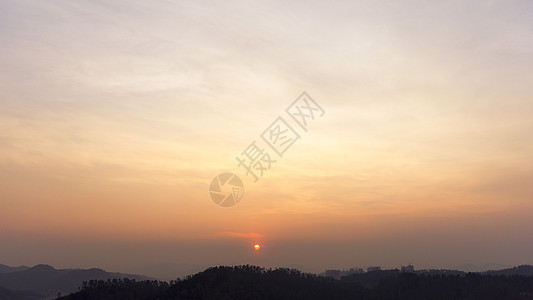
[0,264,149,299]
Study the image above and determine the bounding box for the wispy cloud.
[215,232,263,239]
[1,0,532,271]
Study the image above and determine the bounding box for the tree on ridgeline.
[58,265,533,300]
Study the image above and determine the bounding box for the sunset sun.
[253,244,260,251]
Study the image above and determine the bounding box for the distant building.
[348,267,364,274]
[325,269,341,280]
[367,266,381,272]
[340,268,364,277]
[401,264,415,273]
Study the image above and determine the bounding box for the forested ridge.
[57,265,533,300]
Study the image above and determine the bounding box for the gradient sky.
[1,0,533,279]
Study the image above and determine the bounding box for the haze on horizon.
[1,0,532,278]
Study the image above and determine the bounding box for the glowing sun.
[253,244,260,251]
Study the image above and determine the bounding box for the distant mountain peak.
[451,263,510,273]
[30,264,55,271]
[0,264,30,274]
[484,265,533,276]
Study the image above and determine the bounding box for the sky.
[1,0,533,279]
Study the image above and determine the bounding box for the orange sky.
[1,0,532,278]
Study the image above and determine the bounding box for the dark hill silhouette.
[0,286,41,300]
[340,269,400,288]
[0,264,29,274]
[164,265,351,299]
[0,264,150,299]
[58,265,533,300]
[484,265,533,276]
[4,264,533,299]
